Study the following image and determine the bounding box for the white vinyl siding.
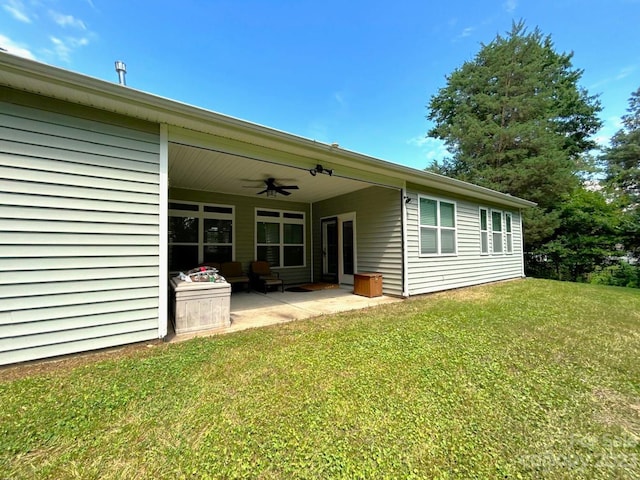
[0,100,161,366]
[419,196,457,256]
[406,185,524,295]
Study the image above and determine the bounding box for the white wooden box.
[170,278,231,334]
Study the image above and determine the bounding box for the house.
[0,53,535,366]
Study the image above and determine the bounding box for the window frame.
[418,195,458,257]
[479,207,490,255]
[491,209,504,255]
[255,208,306,268]
[168,200,235,271]
[505,212,513,254]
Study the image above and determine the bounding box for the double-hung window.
[479,208,489,255]
[505,212,513,254]
[168,201,234,271]
[491,210,504,254]
[419,196,457,255]
[256,209,305,267]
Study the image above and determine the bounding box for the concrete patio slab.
[166,287,402,343]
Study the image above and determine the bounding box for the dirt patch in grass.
[591,387,640,435]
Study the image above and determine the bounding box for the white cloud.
[503,0,518,13]
[615,65,637,81]
[0,33,36,59]
[48,36,89,62]
[3,0,31,23]
[453,26,476,42]
[407,135,450,166]
[589,64,639,90]
[49,11,87,30]
[49,36,70,61]
[460,27,475,38]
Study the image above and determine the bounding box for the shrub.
[589,260,639,288]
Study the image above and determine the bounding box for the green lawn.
[1,279,639,479]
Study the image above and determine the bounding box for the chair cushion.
[221,261,243,277]
[251,261,272,276]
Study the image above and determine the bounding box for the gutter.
[0,52,536,210]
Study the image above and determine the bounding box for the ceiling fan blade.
[278,185,299,190]
[257,189,269,195]
[276,189,292,196]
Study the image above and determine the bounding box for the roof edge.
[0,52,536,209]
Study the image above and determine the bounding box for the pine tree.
[603,87,640,208]
[427,21,602,250]
[602,87,640,257]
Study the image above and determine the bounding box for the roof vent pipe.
[114,60,127,86]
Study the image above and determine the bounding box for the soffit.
[169,143,373,203]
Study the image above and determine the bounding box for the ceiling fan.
[257,177,299,196]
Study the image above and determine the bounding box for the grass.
[1,278,639,479]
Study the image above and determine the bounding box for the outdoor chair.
[219,261,250,292]
[250,261,284,293]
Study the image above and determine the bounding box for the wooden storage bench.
[353,273,383,298]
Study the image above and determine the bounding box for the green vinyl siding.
[406,183,524,295]
[312,186,403,296]
[0,98,161,366]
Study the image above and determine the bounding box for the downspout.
[158,124,169,338]
[401,186,409,297]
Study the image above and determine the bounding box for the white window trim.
[255,207,306,269]
[479,207,489,256]
[490,209,504,255]
[505,212,514,254]
[418,195,458,257]
[168,200,235,268]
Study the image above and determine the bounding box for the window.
[505,212,513,254]
[256,209,305,267]
[491,210,503,254]
[419,196,457,255]
[479,208,489,255]
[168,201,234,271]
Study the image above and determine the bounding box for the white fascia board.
[0,53,536,210]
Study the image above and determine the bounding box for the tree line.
[426,21,639,287]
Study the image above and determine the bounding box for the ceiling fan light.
[266,189,276,198]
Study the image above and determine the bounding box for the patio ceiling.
[168,142,377,203]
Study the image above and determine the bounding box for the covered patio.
[167,124,407,297]
[165,286,402,342]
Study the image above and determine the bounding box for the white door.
[337,213,356,285]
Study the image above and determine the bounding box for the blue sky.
[1,0,639,170]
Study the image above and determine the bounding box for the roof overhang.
[0,52,536,209]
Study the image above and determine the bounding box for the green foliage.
[590,261,640,288]
[427,20,601,211]
[601,87,640,259]
[1,280,640,479]
[528,188,621,282]
[602,87,640,209]
[426,21,602,254]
